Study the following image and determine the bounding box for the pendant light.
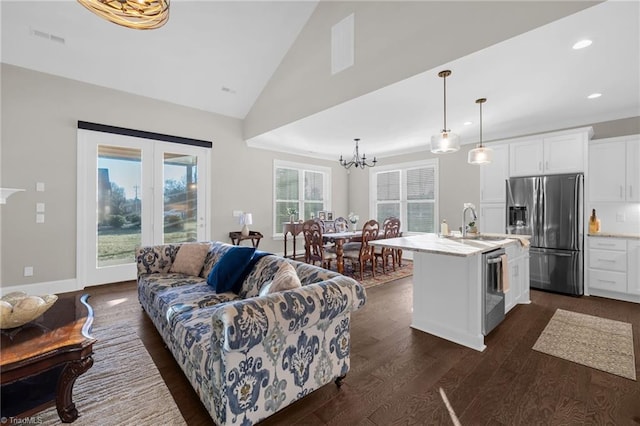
[468,98,493,165]
[430,70,460,154]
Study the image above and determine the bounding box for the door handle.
[545,160,549,170]
[553,252,573,257]
[630,186,633,199]
[538,161,542,171]
[620,186,624,199]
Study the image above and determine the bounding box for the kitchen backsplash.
[588,202,640,235]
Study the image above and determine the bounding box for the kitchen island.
[370,233,530,351]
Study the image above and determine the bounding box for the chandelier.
[77,0,170,30]
[339,138,377,169]
[468,98,493,164]
[430,70,460,154]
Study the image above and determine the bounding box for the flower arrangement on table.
[286,207,298,223]
[348,212,359,230]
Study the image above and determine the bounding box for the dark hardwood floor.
[83,278,640,425]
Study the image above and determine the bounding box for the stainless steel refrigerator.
[506,173,583,296]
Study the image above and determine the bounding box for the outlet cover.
[24,266,33,277]
[233,210,243,217]
[616,213,626,222]
[36,213,45,223]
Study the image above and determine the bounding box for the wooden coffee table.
[1,293,96,423]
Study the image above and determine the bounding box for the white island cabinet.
[370,234,530,352]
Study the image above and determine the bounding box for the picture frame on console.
[318,211,326,220]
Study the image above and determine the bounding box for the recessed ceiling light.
[573,39,592,50]
[463,121,473,126]
[587,93,602,99]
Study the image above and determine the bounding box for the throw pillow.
[270,262,302,293]
[207,246,256,294]
[169,243,211,276]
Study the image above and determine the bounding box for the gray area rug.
[39,324,186,425]
[533,309,636,381]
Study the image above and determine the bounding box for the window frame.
[369,158,439,235]
[273,159,331,236]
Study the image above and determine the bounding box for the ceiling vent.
[30,28,66,45]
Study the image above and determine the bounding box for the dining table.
[322,230,363,274]
[323,229,403,275]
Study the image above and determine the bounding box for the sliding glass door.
[78,129,210,286]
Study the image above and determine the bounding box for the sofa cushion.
[270,262,302,293]
[207,246,256,293]
[169,242,210,276]
[258,281,273,297]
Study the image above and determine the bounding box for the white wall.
[0,64,349,289]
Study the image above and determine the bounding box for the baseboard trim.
[0,278,80,296]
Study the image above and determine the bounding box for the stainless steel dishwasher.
[482,248,506,336]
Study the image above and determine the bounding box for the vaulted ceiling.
[2,1,638,161]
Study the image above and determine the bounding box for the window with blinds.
[371,159,438,233]
[274,160,331,234]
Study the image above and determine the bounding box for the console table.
[283,222,304,259]
[1,293,96,423]
[229,231,263,248]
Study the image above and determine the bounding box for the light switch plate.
[233,210,243,217]
[36,213,45,223]
[616,213,626,222]
[24,266,33,277]
[36,202,45,213]
[36,182,45,192]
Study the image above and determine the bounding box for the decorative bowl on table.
[0,291,58,329]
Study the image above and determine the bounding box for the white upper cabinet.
[509,129,591,177]
[589,140,627,201]
[508,138,543,176]
[479,144,509,203]
[589,136,640,202]
[626,137,640,202]
[544,133,587,174]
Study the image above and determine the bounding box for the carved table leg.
[335,239,345,274]
[56,356,94,422]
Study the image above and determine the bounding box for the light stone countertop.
[588,232,640,240]
[369,233,528,257]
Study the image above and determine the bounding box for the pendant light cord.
[479,100,483,147]
[443,74,447,131]
[475,98,487,148]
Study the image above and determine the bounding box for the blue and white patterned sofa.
[136,241,367,425]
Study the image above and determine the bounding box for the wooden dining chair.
[334,216,349,233]
[343,219,380,280]
[375,217,401,273]
[302,219,337,269]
